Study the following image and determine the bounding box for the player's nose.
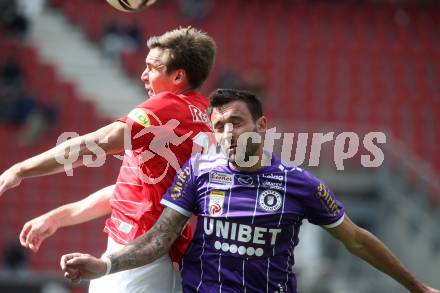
[224,123,234,134]
[221,125,235,145]
[140,68,149,82]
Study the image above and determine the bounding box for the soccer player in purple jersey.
[60,89,439,293]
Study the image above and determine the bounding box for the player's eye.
[230,119,242,127]
[145,64,156,72]
[214,124,224,132]
[146,63,164,73]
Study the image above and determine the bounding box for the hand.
[20,214,59,252]
[0,166,22,197]
[60,253,107,282]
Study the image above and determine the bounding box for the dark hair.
[208,89,263,121]
[147,27,216,90]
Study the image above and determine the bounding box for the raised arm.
[325,214,439,293]
[60,208,189,282]
[20,184,114,252]
[0,121,127,197]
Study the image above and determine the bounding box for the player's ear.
[256,116,267,132]
[174,69,186,83]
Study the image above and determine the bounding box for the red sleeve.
[117,92,179,150]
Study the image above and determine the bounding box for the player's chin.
[144,86,153,96]
[221,149,233,160]
[225,147,236,157]
[227,152,239,164]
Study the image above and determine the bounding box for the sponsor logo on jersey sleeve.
[128,108,150,127]
[316,183,340,215]
[208,190,225,216]
[210,171,233,185]
[258,190,282,212]
[170,166,191,200]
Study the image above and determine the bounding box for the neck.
[229,149,269,173]
[173,85,195,96]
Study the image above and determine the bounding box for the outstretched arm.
[61,208,189,282]
[20,184,114,252]
[0,121,127,197]
[326,214,439,293]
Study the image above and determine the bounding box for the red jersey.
[104,91,211,263]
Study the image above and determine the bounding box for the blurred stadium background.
[0,0,439,292]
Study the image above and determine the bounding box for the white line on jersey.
[218,253,222,292]
[196,233,206,292]
[225,174,234,219]
[242,258,246,288]
[197,171,212,292]
[284,224,296,289]
[266,258,271,293]
[251,175,261,224]
[277,170,288,227]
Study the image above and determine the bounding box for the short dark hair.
[147,27,216,90]
[208,89,263,121]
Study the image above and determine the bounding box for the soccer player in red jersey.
[0,27,216,293]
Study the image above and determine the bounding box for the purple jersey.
[161,154,345,293]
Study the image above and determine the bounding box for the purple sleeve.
[303,173,345,228]
[161,158,197,217]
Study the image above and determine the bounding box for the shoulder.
[270,156,312,182]
[189,153,229,178]
[283,164,324,195]
[137,92,180,109]
[131,92,194,124]
[141,92,209,118]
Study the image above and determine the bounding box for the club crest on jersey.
[237,175,253,186]
[258,190,282,212]
[128,108,150,127]
[209,190,225,216]
[210,171,233,185]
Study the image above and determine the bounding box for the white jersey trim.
[160,199,192,217]
[197,171,212,291]
[242,258,246,288]
[277,170,288,227]
[322,213,345,228]
[218,254,222,292]
[284,224,296,289]
[266,258,270,293]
